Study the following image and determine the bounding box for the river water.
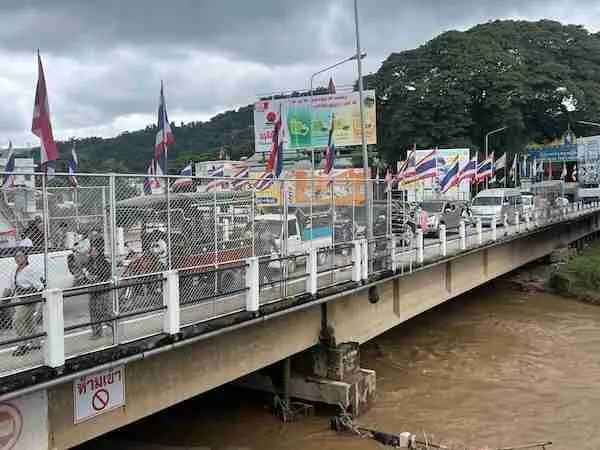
[84,282,600,450]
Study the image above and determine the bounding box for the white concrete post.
[390,236,398,272]
[476,218,483,245]
[439,224,447,257]
[525,212,531,230]
[503,213,508,229]
[459,220,466,250]
[416,229,424,264]
[116,226,125,256]
[352,240,362,282]
[245,256,260,312]
[515,211,520,233]
[361,239,369,280]
[162,270,180,335]
[306,247,318,295]
[43,288,65,368]
[491,218,497,241]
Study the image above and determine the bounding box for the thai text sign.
[294,169,366,206]
[253,91,377,153]
[526,144,578,161]
[74,366,125,423]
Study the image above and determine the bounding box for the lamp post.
[484,126,508,189]
[353,0,372,241]
[308,52,366,222]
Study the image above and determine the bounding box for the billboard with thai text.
[253,91,377,153]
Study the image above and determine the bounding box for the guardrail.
[0,171,598,378]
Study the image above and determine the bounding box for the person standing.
[10,251,44,356]
[82,239,112,338]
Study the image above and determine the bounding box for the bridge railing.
[0,171,599,377]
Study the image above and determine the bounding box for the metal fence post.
[246,256,260,312]
[416,229,424,264]
[108,174,120,344]
[352,240,362,282]
[43,288,65,368]
[459,220,466,250]
[41,174,49,285]
[491,218,497,241]
[439,224,447,257]
[307,247,318,295]
[162,270,180,335]
[476,218,483,245]
[166,174,172,270]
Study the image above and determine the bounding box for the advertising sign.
[402,148,471,200]
[526,144,577,162]
[253,91,377,153]
[251,169,366,207]
[74,366,125,423]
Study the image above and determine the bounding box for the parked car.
[420,200,467,237]
[471,188,523,226]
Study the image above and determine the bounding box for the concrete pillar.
[307,247,318,295]
[503,213,508,229]
[390,237,398,272]
[491,218,497,241]
[459,220,466,250]
[360,239,369,281]
[352,240,362,282]
[43,288,65,368]
[416,229,424,264]
[439,224,447,257]
[515,211,520,233]
[476,217,483,245]
[162,270,180,335]
[525,212,531,230]
[246,256,260,312]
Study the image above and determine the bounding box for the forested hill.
[43,20,600,173]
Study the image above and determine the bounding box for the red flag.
[31,51,58,176]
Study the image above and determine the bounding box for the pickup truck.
[254,213,333,272]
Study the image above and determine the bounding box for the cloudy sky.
[1,0,599,147]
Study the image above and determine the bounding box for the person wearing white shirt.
[10,251,44,356]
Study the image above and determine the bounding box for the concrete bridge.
[1,195,599,449]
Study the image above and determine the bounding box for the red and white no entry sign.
[74,366,126,423]
[0,403,22,450]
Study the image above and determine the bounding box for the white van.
[471,188,523,226]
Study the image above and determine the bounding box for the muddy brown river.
[81,282,600,450]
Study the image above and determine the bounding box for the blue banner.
[526,144,577,161]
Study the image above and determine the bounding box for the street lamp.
[308,52,366,221]
[353,0,372,240]
[484,126,508,159]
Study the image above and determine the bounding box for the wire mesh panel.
[0,292,45,375]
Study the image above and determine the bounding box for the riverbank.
[552,241,600,304]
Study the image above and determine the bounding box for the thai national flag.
[31,51,58,179]
[180,163,192,177]
[207,165,227,191]
[144,160,160,195]
[3,141,15,190]
[415,149,438,181]
[155,81,175,172]
[458,157,477,184]
[266,106,284,178]
[440,157,460,193]
[232,167,250,190]
[254,171,274,191]
[68,146,78,187]
[476,155,493,182]
[401,149,417,184]
[322,113,336,177]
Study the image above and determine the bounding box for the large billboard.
[251,169,366,207]
[253,91,377,153]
